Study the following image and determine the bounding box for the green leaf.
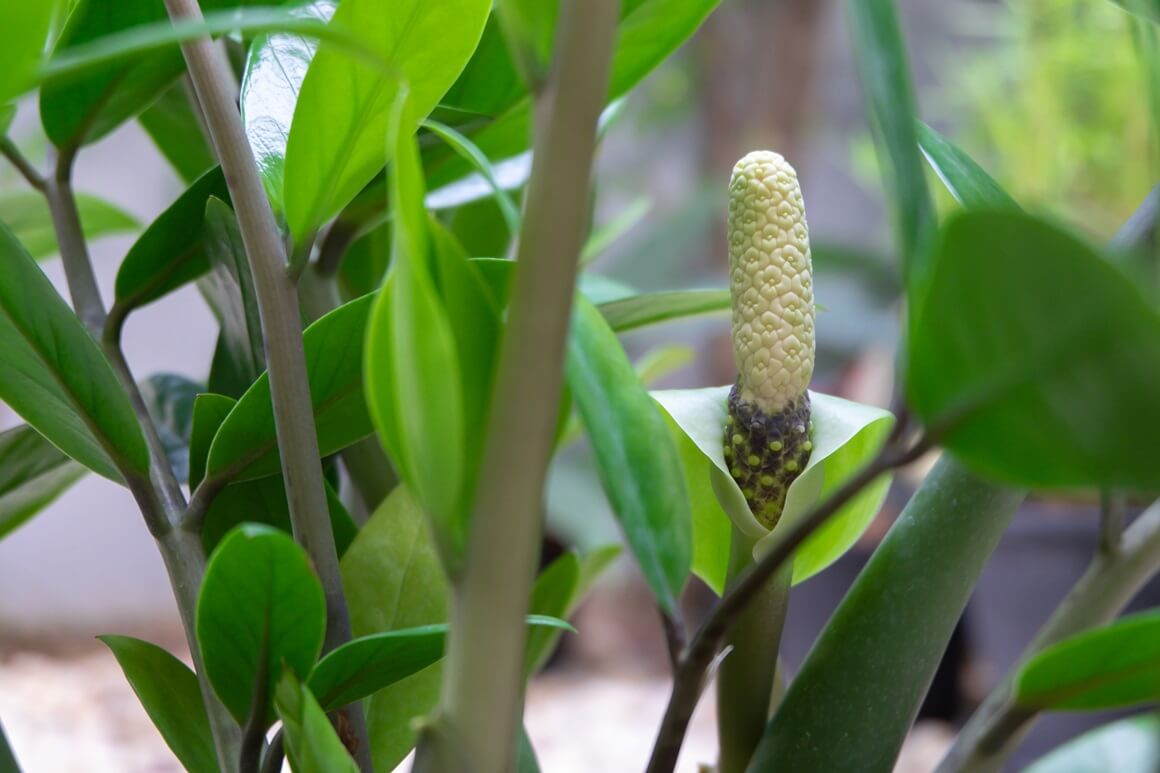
[566,297,692,615]
[654,387,894,584]
[0,2,54,103]
[607,0,721,99]
[1024,714,1160,773]
[206,294,375,481]
[196,524,327,724]
[188,393,235,490]
[916,122,1019,211]
[581,196,651,265]
[274,670,359,773]
[282,0,492,240]
[525,546,620,674]
[0,425,85,541]
[0,718,20,773]
[422,118,521,235]
[751,457,1024,771]
[240,0,336,214]
[138,83,216,183]
[845,0,936,304]
[98,635,216,773]
[198,198,265,389]
[0,191,138,259]
[1016,612,1160,711]
[0,223,147,480]
[908,211,1160,489]
[517,726,541,773]
[1114,0,1160,25]
[111,167,230,330]
[595,290,730,332]
[139,373,201,483]
[364,98,467,559]
[340,486,449,772]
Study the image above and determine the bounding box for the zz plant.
[1,0,1159,771]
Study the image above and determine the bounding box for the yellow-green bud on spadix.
[724,151,815,529]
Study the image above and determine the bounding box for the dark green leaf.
[440,16,525,116]
[111,167,230,331]
[240,0,336,213]
[566,297,691,614]
[1016,612,1160,711]
[274,669,359,773]
[341,486,449,772]
[99,635,217,773]
[845,0,937,303]
[908,211,1160,489]
[206,294,375,481]
[751,457,1023,771]
[0,2,54,103]
[916,122,1019,211]
[339,220,391,300]
[1024,714,1160,773]
[196,524,326,724]
[188,393,235,490]
[0,191,138,259]
[139,373,201,483]
[138,83,216,183]
[0,223,147,480]
[281,0,492,240]
[0,718,20,773]
[525,546,619,674]
[198,197,265,388]
[517,725,541,773]
[1114,0,1160,25]
[0,425,85,541]
[595,289,730,332]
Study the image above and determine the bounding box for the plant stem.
[0,137,46,191]
[715,528,791,773]
[645,438,929,773]
[936,496,1160,773]
[159,0,368,767]
[44,147,106,335]
[416,2,619,770]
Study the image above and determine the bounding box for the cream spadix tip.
[727,150,815,415]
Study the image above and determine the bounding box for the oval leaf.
[1016,612,1160,712]
[566,297,692,614]
[196,524,327,724]
[0,2,53,103]
[275,670,359,773]
[0,223,147,480]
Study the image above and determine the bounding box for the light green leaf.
[567,297,692,614]
[0,223,147,480]
[240,0,336,214]
[916,122,1019,211]
[0,2,54,103]
[581,196,651,265]
[422,118,521,235]
[275,669,359,773]
[654,387,894,584]
[0,425,85,541]
[596,290,730,332]
[138,83,216,183]
[197,524,326,725]
[1025,715,1160,773]
[1113,0,1160,25]
[282,0,492,240]
[99,635,216,773]
[525,546,620,674]
[1016,612,1160,711]
[206,294,375,482]
[608,0,720,98]
[0,191,138,259]
[908,211,1160,489]
[341,486,449,772]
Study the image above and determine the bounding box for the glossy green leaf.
[0,425,85,541]
[198,198,265,389]
[196,524,326,724]
[654,387,894,584]
[751,457,1023,771]
[0,223,147,481]
[99,635,216,773]
[138,83,216,184]
[111,167,230,330]
[422,119,521,235]
[1025,714,1160,773]
[188,393,235,490]
[608,0,720,98]
[282,0,491,240]
[206,294,375,481]
[240,0,336,213]
[596,290,730,332]
[0,191,138,260]
[1114,0,1160,25]
[567,297,691,614]
[0,2,54,103]
[916,122,1019,211]
[340,486,449,772]
[439,16,524,117]
[1016,613,1160,711]
[274,669,359,773]
[845,0,936,303]
[908,211,1160,489]
[139,373,201,483]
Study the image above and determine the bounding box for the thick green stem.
[716,527,790,773]
[160,0,368,767]
[936,497,1160,773]
[415,2,619,770]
